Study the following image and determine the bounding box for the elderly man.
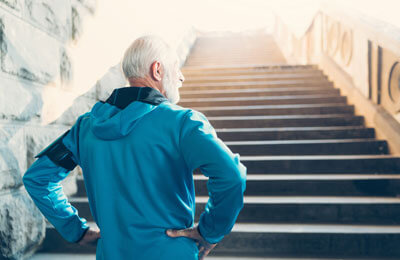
[22,35,247,260]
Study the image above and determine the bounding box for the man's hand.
[77,227,101,246]
[166,225,217,260]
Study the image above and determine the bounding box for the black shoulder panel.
[34,130,77,171]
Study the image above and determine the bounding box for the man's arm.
[179,109,247,244]
[22,114,90,243]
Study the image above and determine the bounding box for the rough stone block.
[0,8,62,85]
[0,0,22,14]
[0,76,43,121]
[59,47,73,87]
[96,62,127,101]
[0,168,21,193]
[0,125,25,170]
[73,0,97,14]
[70,2,90,42]
[53,95,96,126]
[0,125,26,192]
[0,190,45,259]
[23,0,72,42]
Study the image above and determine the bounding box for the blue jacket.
[22,86,247,259]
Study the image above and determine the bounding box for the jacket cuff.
[75,226,90,244]
[197,221,223,244]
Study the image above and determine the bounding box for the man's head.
[121,35,185,104]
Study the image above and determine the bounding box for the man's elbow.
[22,171,33,191]
[237,163,247,193]
[22,166,38,193]
[230,161,247,193]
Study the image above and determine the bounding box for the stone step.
[183,74,328,84]
[215,126,375,141]
[181,64,318,72]
[75,174,400,198]
[182,80,333,90]
[207,115,363,128]
[34,254,377,260]
[225,139,388,155]
[178,95,346,107]
[68,196,400,224]
[30,254,97,260]
[183,71,324,79]
[181,68,324,77]
[196,174,400,197]
[180,87,340,98]
[197,104,355,116]
[239,155,400,174]
[40,222,400,258]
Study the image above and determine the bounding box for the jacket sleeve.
[22,114,90,243]
[179,109,247,244]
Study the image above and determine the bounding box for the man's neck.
[128,77,165,96]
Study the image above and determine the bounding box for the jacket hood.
[90,86,169,140]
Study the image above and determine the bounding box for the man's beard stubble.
[163,68,181,105]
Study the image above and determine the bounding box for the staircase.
[30,34,400,259]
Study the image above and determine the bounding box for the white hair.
[121,35,178,80]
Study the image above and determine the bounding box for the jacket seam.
[178,109,193,172]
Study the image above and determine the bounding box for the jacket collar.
[102,86,169,109]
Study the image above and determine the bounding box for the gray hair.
[121,35,178,80]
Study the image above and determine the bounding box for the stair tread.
[216,126,369,132]
[184,76,327,83]
[231,223,400,233]
[194,103,351,111]
[181,87,335,94]
[76,174,400,181]
[182,64,315,70]
[181,95,341,102]
[241,155,400,160]
[28,254,388,260]
[224,139,382,145]
[208,115,360,121]
[29,254,97,260]
[182,80,331,87]
[185,74,324,80]
[46,221,400,234]
[69,196,400,204]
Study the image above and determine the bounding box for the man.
[23,35,247,260]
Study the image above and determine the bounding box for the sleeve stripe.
[34,130,77,171]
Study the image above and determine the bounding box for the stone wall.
[0,1,196,259]
[0,1,97,259]
[272,2,400,155]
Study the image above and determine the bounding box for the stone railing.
[273,2,400,154]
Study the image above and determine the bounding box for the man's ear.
[151,61,163,81]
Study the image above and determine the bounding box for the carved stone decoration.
[340,30,353,66]
[327,21,340,56]
[388,61,400,104]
